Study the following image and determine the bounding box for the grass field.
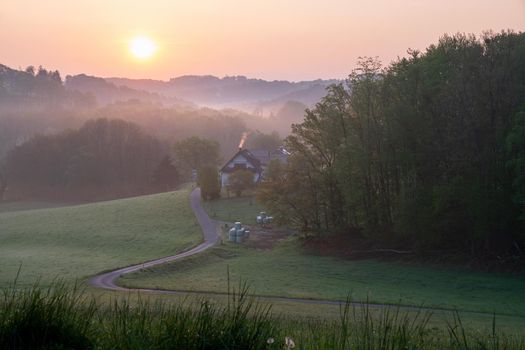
[120,238,525,317]
[7,282,525,349]
[120,194,525,320]
[0,200,75,213]
[0,187,201,287]
[3,189,525,332]
[202,195,265,225]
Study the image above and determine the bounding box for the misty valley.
[1,6,525,348]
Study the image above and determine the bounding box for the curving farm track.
[89,187,353,306]
[89,187,219,292]
[89,188,499,315]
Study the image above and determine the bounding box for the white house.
[219,148,288,187]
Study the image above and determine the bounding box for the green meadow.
[0,200,74,213]
[2,188,525,333]
[120,195,525,326]
[119,237,525,317]
[0,187,201,287]
[202,194,265,225]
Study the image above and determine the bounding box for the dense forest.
[258,31,525,261]
[4,119,168,201]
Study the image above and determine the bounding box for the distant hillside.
[0,64,194,110]
[0,64,93,110]
[0,63,328,164]
[65,74,194,108]
[107,75,339,113]
[0,64,251,163]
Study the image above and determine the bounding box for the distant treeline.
[0,65,288,201]
[0,64,289,165]
[0,64,95,109]
[0,102,254,165]
[1,115,284,201]
[259,31,525,259]
[0,64,305,165]
[3,119,168,201]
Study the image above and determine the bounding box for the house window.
[233,163,247,170]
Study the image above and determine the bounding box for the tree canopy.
[227,169,255,197]
[198,166,220,200]
[173,136,221,177]
[152,155,180,191]
[5,118,165,200]
[258,31,525,259]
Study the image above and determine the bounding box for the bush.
[198,166,221,200]
[227,169,255,197]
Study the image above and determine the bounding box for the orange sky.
[1,0,524,81]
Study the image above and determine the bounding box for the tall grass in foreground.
[288,301,525,349]
[0,281,524,349]
[98,283,278,350]
[0,281,96,349]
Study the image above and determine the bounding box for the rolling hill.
[106,75,339,113]
[0,187,201,287]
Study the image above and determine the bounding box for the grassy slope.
[0,187,201,287]
[120,240,525,317]
[0,201,74,213]
[120,196,525,318]
[203,195,265,225]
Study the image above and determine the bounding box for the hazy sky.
[1,0,524,81]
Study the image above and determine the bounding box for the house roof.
[246,148,289,165]
[248,150,272,165]
[220,147,289,174]
[220,149,263,173]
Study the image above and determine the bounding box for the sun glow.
[130,36,157,60]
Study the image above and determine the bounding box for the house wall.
[220,154,261,187]
[220,172,260,187]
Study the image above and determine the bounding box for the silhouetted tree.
[173,136,221,178]
[227,169,255,197]
[198,166,220,200]
[24,66,35,76]
[0,173,7,201]
[258,31,525,258]
[5,118,164,200]
[152,155,179,191]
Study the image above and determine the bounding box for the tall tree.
[198,166,220,200]
[173,137,221,178]
[152,155,179,191]
[258,31,525,258]
[227,169,255,197]
[0,173,7,201]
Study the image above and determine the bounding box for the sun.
[130,36,157,60]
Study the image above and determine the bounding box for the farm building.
[219,147,288,187]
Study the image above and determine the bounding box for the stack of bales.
[256,212,273,226]
[228,222,250,243]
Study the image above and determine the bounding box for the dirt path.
[89,188,504,317]
[89,187,219,291]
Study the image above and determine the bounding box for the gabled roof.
[244,148,290,166]
[247,150,272,165]
[220,149,263,173]
[220,147,289,174]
